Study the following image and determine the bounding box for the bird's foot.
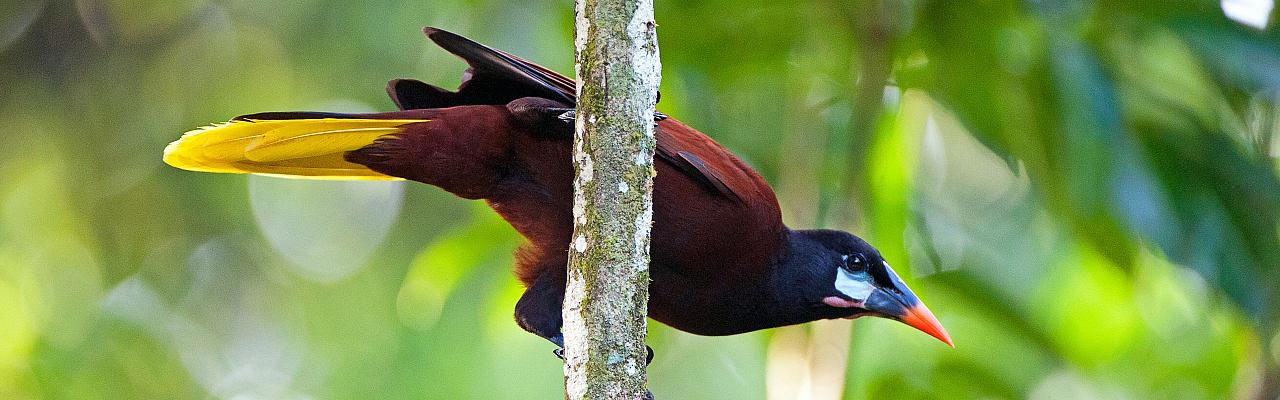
[554,109,667,123]
[549,340,655,400]
[552,345,654,365]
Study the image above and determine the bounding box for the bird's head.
[790,229,953,347]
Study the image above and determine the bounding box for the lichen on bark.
[562,0,660,398]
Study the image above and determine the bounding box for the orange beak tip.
[902,304,954,348]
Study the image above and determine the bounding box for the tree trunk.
[562,0,660,398]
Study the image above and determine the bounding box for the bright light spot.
[0,0,46,51]
[765,327,811,400]
[249,177,403,283]
[1222,0,1273,29]
[101,277,169,336]
[1271,329,1280,364]
[1029,370,1106,400]
[170,301,308,400]
[0,277,36,379]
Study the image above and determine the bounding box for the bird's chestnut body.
[342,102,790,336]
[163,27,953,352]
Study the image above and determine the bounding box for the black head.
[787,229,953,346]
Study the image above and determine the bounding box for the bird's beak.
[857,265,953,347]
[823,263,954,347]
[860,285,953,347]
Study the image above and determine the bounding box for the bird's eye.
[844,253,867,272]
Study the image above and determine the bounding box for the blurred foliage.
[1,0,1278,399]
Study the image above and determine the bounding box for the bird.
[163,27,953,361]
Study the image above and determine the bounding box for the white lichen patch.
[572,201,586,225]
[562,268,588,399]
[579,155,594,183]
[626,1,660,80]
[625,358,639,375]
[618,181,629,193]
[572,0,590,91]
[574,234,589,252]
[626,0,660,135]
[632,201,653,272]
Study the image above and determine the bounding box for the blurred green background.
[2,0,1279,399]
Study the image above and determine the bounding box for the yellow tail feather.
[163,118,427,180]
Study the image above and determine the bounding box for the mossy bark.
[562,0,660,399]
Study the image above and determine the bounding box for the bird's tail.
[163,112,430,180]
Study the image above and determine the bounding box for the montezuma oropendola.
[163,27,953,360]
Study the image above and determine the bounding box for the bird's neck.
[756,232,833,328]
[645,230,823,335]
[650,229,829,335]
[701,230,834,333]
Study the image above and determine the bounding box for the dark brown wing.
[397,27,754,203]
[379,28,785,282]
[654,119,773,207]
[385,28,575,108]
[425,28,575,103]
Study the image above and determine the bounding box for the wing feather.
[417,27,743,200]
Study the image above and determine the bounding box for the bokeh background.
[2,0,1279,399]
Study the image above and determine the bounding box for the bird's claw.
[551,346,653,365]
[556,110,667,123]
[551,345,655,399]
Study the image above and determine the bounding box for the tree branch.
[562,0,660,398]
